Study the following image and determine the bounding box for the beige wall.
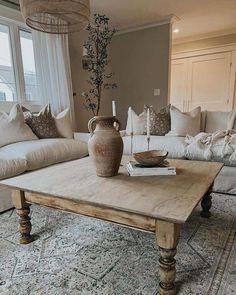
[172,33,236,54]
[69,31,114,132]
[111,24,171,128]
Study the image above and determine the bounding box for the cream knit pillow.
[0,104,38,148]
[167,105,201,137]
[125,107,145,135]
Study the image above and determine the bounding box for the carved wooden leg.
[16,206,33,244]
[156,220,181,295]
[200,193,212,218]
[12,190,33,244]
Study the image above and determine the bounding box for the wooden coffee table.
[0,157,223,295]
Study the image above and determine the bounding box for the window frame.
[0,16,41,112]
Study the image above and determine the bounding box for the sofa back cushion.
[205,111,233,133]
[0,104,38,148]
[167,105,201,137]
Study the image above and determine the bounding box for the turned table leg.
[156,220,181,295]
[12,190,33,244]
[200,192,212,218]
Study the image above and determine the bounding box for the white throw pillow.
[167,105,201,137]
[0,104,38,148]
[126,107,145,135]
[54,108,73,138]
[228,111,236,130]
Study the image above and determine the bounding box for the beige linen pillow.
[126,107,145,135]
[205,111,231,133]
[0,104,38,148]
[168,105,201,137]
[54,108,73,138]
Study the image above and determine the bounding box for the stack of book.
[127,161,176,176]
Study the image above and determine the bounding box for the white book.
[127,163,176,177]
[127,170,176,176]
[127,161,176,173]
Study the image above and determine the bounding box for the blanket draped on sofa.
[185,130,236,166]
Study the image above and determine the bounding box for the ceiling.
[91,0,236,42]
[2,0,236,42]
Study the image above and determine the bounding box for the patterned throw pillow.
[23,105,60,139]
[144,105,171,136]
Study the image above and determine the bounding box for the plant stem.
[96,25,100,116]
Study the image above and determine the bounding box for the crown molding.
[0,4,24,24]
[173,28,236,45]
[172,43,236,59]
[115,14,180,36]
[0,0,20,10]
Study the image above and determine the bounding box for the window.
[20,30,39,102]
[0,19,40,107]
[0,23,17,102]
[0,91,6,101]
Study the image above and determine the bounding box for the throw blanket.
[185,130,236,166]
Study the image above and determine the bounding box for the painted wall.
[111,24,171,128]
[69,23,171,130]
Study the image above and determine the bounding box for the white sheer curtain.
[33,31,75,127]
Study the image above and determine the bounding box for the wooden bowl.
[133,150,168,167]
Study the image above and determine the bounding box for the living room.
[0,0,235,294]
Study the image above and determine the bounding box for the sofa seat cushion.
[0,151,27,180]
[1,139,88,172]
[213,166,236,195]
[122,135,187,159]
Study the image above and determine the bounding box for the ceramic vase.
[88,116,123,177]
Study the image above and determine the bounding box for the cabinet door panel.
[188,52,231,111]
[170,59,188,111]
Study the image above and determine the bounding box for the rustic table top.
[0,156,223,224]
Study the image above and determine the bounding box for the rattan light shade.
[19,0,90,34]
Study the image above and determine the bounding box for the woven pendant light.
[19,0,90,34]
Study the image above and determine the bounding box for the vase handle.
[114,118,121,131]
[88,117,97,135]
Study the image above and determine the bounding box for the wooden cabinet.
[170,59,188,111]
[170,50,236,112]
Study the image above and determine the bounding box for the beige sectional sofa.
[0,138,88,212]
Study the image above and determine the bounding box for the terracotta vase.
[88,116,123,177]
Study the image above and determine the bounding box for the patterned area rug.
[0,193,235,295]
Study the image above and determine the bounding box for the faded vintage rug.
[0,193,235,295]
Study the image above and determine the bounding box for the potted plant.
[82,14,123,177]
